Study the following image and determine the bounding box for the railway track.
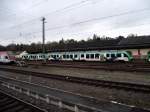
[26,61,150,72]
[0,66,150,93]
[0,90,46,112]
[26,60,150,67]
[0,75,149,112]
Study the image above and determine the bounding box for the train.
[0,51,16,64]
[21,50,135,62]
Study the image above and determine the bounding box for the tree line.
[0,34,147,53]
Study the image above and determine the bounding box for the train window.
[63,55,66,58]
[117,53,121,57]
[95,54,99,58]
[74,54,77,58]
[124,53,128,57]
[66,55,69,58]
[5,56,8,59]
[54,55,56,58]
[70,55,73,58]
[81,54,84,58]
[111,54,115,58]
[86,54,90,59]
[91,54,94,59]
[106,54,110,57]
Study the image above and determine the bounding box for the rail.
[0,66,150,93]
[0,76,116,112]
[0,89,46,112]
[27,61,150,72]
[0,76,149,112]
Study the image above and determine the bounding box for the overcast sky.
[0,0,150,45]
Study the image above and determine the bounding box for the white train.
[22,50,133,62]
[0,51,16,64]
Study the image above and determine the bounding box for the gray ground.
[0,67,150,109]
[3,65,150,85]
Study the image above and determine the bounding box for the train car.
[47,50,133,62]
[147,52,150,62]
[103,51,133,62]
[47,53,61,61]
[21,50,133,62]
[0,51,16,64]
[23,53,48,61]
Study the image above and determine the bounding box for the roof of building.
[118,35,150,45]
[30,35,150,53]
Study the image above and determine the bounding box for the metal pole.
[41,17,46,63]
[42,17,46,54]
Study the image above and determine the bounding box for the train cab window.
[5,56,8,59]
[117,53,121,57]
[95,54,99,58]
[111,54,115,58]
[74,54,77,58]
[106,54,110,57]
[81,54,84,58]
[86,54,90,59]
[91,54,94,59]
[124,53,128,57]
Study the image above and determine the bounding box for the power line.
[70,8,150,25]
[20,7,150,36]
[3,22,150,45]
[19,20,150,42]
[0,0,48,18]
[10,0,93,29]
[52,22,150,36]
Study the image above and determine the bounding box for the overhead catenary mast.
[41,17,46,54]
